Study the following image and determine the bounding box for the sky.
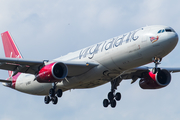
[0,0,180,120]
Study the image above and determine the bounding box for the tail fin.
[1,31,23,76]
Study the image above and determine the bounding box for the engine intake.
[36,62,68,83]
[139,69,171,89]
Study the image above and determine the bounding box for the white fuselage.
[11,25,178,95]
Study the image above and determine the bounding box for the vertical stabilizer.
[1,31,22,58]
[1,31,23,76]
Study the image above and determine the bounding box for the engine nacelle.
[139,69,171,89]
[36,62,68,83]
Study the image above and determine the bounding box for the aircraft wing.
[120,66,180,80]
[0,58,99,76]
[102,66,180,88]
[132,66,180,73]
[0,58,44,75]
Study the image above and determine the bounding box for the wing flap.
[0,58,44,74]
[0,63,17,70]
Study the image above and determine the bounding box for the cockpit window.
[165,28,175,32]
[165,29,172,32]
[158,29,165,33]
[158,30,162,33]
[158,28,175,33]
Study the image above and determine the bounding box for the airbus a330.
[0,25,179,108]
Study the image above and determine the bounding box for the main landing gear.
[152,57,162,74]
[103,77,122,108]
[44,83,63,105]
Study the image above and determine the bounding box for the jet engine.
[139,69,171,89]
[36,62,68,83]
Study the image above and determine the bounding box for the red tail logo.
[1,31,22,76]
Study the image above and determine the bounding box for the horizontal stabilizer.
[0,79,12,83]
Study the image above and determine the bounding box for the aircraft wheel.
[57,89,63,98]
[44,96,50,104]
[52,96,58,105]
[110,99,116,108]
[115,92,121,101]
[49,88,55,97]
[108,92,114,100]
[103,99,109,107]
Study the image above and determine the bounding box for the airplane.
[0,25,179,108]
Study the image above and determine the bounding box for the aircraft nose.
[170,32,178,44]
[162,32,179,50]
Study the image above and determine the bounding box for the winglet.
[1,31,23,77]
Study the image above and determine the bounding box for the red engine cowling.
[36,62,68,83]
[139,69,171,89]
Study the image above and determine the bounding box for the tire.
[57,89,63,98]
[108,92,114,100]
[115,92,121,101]
[52,96,58,105]
[103,99,109,107]
[49,88,55,97]
[110,99,116,108]
[44,96,50,104]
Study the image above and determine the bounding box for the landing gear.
[115,92,121,101]
[103,99,109,107]
[44,83,63,105]
[52,96,58,104]
[57,89,63,97]
[103,77,122,108]
[44,95,50,104]
[152,57,162,74]
[110,99,116,108]
[103,91,121,108]
[49,88,55,97]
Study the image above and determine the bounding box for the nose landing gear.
[44,83,63,105]
[152,57,162,74]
